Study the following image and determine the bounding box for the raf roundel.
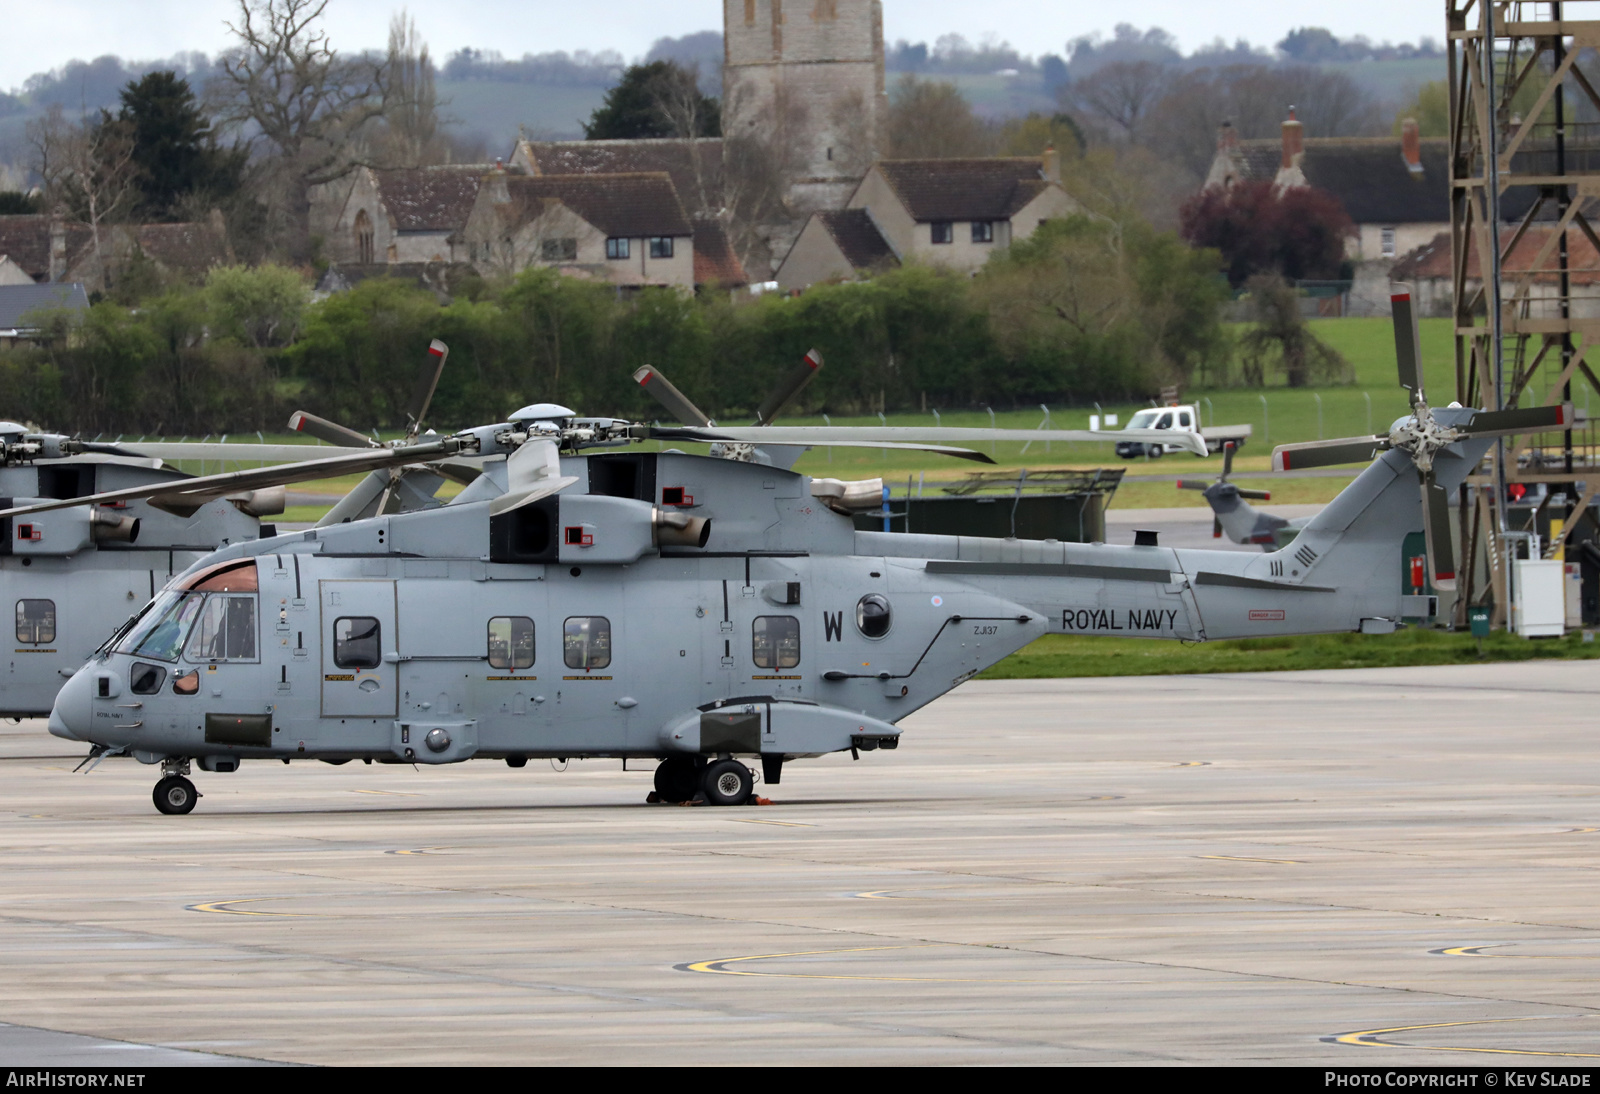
[931,596,943,607]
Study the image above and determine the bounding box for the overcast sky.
[6,1,1444,90]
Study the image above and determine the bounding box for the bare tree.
[27,105,139,289]
[885,76,994,159]
[1066,60,1170,142]
[374,12,448,167]
[211,0,390,259]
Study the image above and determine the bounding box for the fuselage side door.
[320,580,397,718]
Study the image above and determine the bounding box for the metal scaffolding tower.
[1448,0,1600,627]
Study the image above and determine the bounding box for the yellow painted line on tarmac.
[1436,944,1595,960]
[188,897,316,918]
[728,818,817,828]
[1330,1016,1600,1058]
[1564,826,1599,834]
[678,946,1250,984]
[1199,855,1304,865]
[350,789,422,798]
[386,847,455,856]
[1173,761,1211,768]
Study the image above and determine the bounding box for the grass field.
[979,628,1600,679]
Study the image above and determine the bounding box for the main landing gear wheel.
[702,759,754,807]
[153,775,198,815]
[654,757,700,803]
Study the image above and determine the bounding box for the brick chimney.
[1041,144,1062,185]
[1217,120,1239,152]
[1401,117,1423,176]
[1281,107,1304,169]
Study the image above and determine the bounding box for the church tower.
[723,0,888,211]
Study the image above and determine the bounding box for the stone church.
[722,0,888,215]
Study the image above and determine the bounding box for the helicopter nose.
[48,667,94,742]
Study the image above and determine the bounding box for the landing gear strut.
[153,758,198,815]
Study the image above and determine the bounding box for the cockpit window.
[184,595,258,663]
[117,591,206,663]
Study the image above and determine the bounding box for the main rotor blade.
[1222,441,1236,478]
[406,340,450,437]
[644,426,995,463]
[1392,290,1423,407]
[1421,471,1457,592]
[128,442,372,463]
[1460,403,1574,437]
[753,349,823,426]
[0,439,465,519]
[652,424,1207,457]
[288,410,377,449]
[1271,436,1389,471]
[315,470,391,527]
[633,366,712,427]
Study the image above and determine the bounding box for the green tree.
[1237,274,1349,388]
[997,112,1084,156]
[584,61,720,140]
[203,264,309,348]
[120,71,245,221]
[1393,80,1449,138]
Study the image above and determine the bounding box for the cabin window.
[971,221,995,243]
[856,594,892,639]
[118,591,206,663]
[753,616,800,669]
[606,237,630,260]
[541,238,578,262]
[930,222,953,245]
[649,237,675,259]
[130,662,166,695]
[488,616,535,670]
[15,599,54,644]
[185,595,258,663]
[563,616,611,670]
[334,616,382,670]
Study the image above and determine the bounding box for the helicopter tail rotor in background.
[1176,441,1272,539]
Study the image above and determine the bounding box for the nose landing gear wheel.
[153,775,198,815]
[702,759,753,807]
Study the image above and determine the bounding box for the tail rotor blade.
[1222,440,1236,479]
[288,410,376,449]
[1176,480,1211,491]
[753,349,823,426]
[1421,472,1457,592]
[1460,403,1574,437]
[633,366,712,428]
[406,340,449,438]
[1237,489,1273,501]
[1271,436,1388,471]
[1213,516,1223,539]
[1392,290,1424,407]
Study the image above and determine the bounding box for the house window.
[649,237,675,259]
[971,221,995,244]
[488,617,535,670]
[1381,227,1396,259]
[354,209,375,264]
[16,599,54,644]
[563,617,611,670]
[930,222,953,245]
[541,238,578,262]
[606,237,631,260]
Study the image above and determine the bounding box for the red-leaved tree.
[1179,179,1354,288]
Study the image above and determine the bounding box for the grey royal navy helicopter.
[1179,441,1307,550]
[0,341,464,718]
[28,301,1572,814]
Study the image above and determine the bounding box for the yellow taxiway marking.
[1199,855,1304,865]
[1564,826,1599,834]
[386,847,455,856]
[1436,944,1596,960]
[680,946,1255,984]
[188,898,317,918]
[1087,795,1124,801]
[1173,761,1211,768]
[350,789,422,797]
[728,818,817,828]
[1331,1016,1600,1058]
